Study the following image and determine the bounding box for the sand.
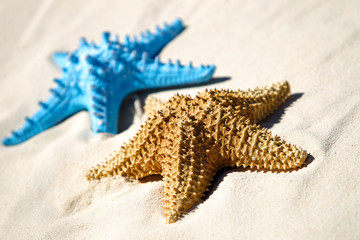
[0,0,359,239]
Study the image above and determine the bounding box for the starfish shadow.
[138,174,163,183]
[301,153,315,168]
[259,93,303,129]
[117,76,231,132]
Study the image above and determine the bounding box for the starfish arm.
[52,52,69,69]
[127,18,184,58]
[85,111,173,180]
[162,116,221,224]
[2,81,85,145]
[143,81,290,129]
[86,145,162,180]
[246,81,291,123]
[88,91,124,135]
[201,81,291,124]
[223,116,308,170]
[135,60,216,89]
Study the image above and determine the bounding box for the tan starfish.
[86,81,308,223]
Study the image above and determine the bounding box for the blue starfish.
[3,18,216,146]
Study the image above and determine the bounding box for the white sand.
[1,0,360,239]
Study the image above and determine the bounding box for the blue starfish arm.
[126,18,184,58]
[2,80,86,146]
[53,52,69,69]
[134,56,216,89]
[88,93,125,135]
[86,76,122,135]
[52,18,184,68]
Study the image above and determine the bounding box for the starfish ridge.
[3,18,216,146]
[86,81,308,224]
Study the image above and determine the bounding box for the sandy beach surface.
[1,0,360,239]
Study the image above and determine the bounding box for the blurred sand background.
[0,0,360,239]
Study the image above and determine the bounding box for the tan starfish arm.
[86,113,168,180]
[222,116,308,170]
[195,81,290,124]
[162,119,218,224]
[145,81,290,124]
[86,145,162,180]
[246,81,291,123]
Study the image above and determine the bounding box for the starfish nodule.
[3,18,216,146]
[86,81,308,223]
